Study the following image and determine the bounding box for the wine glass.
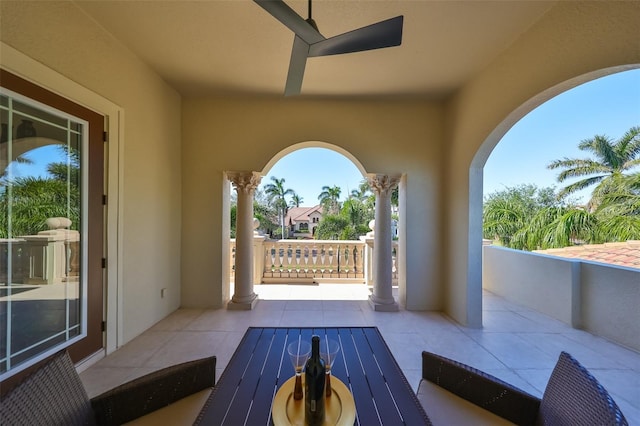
[287,340,311,400]
[320,338,340,397]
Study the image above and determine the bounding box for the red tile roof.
[534,241,640,269]
[285,205,322,225]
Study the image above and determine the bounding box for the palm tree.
[547,126,640,208]
[1,144,80,237]
[512,207,598,250]
[318,185,342,214]
[0,154,33,181]
[264,176,294,238]
[593,172,640,241]
[289,193,303,208]
[0,177,79,237]
[483,197,530,247]
[350,180,371,202]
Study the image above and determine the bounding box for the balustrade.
[229,239,398,284]
[263,240,364,282]
[1,225,79,286]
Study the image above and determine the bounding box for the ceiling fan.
[254,0,404,96]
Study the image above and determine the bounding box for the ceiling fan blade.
[308,16,403,57]
[254,0,325,44]
[284,35,310,96]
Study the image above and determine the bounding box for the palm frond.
[616,126,640,159]
[578,135,617,166]
[595,215,640,242]
[557,176,604,197]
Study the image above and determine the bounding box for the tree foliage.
[0,145,78,238]
[318,185,342,215]
[264,176,295,238]
[484,178,640,250]
[547,126,640,208]
[483,184,561,247]
[315,197,373,240]
[289,193,303,208]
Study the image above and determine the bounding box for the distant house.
[285,206,323,238]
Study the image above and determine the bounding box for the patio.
[79,284,640,424]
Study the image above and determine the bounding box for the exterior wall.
[444,1,640,326]
[483,247,579,325]
[580,263,640,353]
[0,1,183,344]
[182,99,444,310]
[484,246,640,352]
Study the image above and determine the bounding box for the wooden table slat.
[247,328,289,425]
[223,328,278,425]
[337,328,381,425]
[363,327,431,425]
[349,328,405,425]
[195,328,264,424]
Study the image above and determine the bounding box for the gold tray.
[272,375,356,426]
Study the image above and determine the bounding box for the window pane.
[0,92,86,376]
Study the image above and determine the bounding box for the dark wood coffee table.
[195,327,431,425]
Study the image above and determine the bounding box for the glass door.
[0,70,104,384]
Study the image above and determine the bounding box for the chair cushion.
[124,388,212,426]
[539,351,628,426]
[0,351,95,426]
[417,379,515,426]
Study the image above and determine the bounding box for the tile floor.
[80,284,640,424]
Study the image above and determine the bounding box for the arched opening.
[223,141,407,305]
[470,65,640,326]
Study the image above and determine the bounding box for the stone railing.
[262,240,365,283]
[0,218,79,286]
[230,237,399,285]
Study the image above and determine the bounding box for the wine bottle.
[305,335,326,425]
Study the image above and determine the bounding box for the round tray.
[272,375,356,426]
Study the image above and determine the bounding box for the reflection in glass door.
[0,89,88,377]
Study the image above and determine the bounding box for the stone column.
[227,171,261,310]
[252,219,266,285]
[367,174,400,311]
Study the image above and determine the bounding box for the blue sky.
[258,148,365,206]
[484,68,640,203]
[261,69,640,206]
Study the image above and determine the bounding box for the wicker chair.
[419,350,628,426]
[0,350,216,426]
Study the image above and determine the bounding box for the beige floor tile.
[148,308,205,331]
[95,331,177,368]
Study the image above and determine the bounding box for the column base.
[368,295,399,312]
[227,294,259,310]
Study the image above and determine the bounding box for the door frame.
[0,43,123,363]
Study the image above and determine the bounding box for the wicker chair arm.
[91,356,216,426]
[422,351,540,425]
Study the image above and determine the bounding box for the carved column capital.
[367,174,400,197]
[228,171,262,195]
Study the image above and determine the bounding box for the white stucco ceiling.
[75,0,556,98]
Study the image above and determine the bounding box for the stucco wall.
[444,1,640,326]
[181,98,444,310]
[483,246,640,352]
[580,263,640,352]
[0,1,183,344]
[483,247,579,325]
